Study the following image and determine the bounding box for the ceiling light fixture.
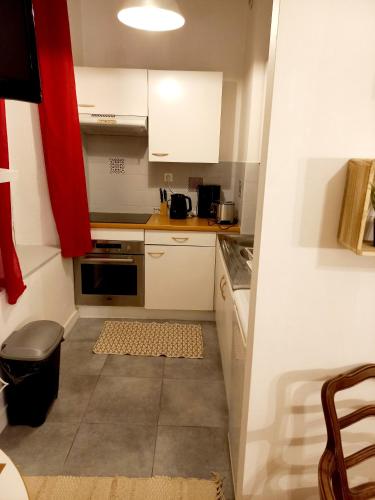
[118,0,185,32]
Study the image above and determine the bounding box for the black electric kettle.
[169,193,192,219]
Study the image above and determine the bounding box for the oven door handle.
[81,257,136,264]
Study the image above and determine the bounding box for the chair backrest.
[319,448,340,499]
[319,364,375,500]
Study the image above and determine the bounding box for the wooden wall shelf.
[338,159,375,255]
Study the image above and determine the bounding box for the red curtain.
[32,0,92,258]
[0,101,26,304]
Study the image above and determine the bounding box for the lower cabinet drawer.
[145,230,216,247]
[145,245,215,310]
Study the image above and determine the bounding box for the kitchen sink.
[218,234,254,290]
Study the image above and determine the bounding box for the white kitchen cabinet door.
[229,304,247,494]
[74,67,148,116]
[145,230,216,247]
[148,70,223,163]
[214,242,233,405]
[145,245,215,310]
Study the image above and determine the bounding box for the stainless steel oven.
[74,240,144,306]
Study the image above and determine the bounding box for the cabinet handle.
[97,118,117,123]
[147,252,165,258]
[220,277,227,301]
[172,237,189,243]
[78,104,95,107]
[152,153,169,157]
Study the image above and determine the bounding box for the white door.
[145,245,215,310]
[214,243,233,404]
[74,67,148,116]
[148,70,223,163]
[228,304,247,494]
[214,244,226,345]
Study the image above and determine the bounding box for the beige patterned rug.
[92,321,204,358]
[24,474,225,499]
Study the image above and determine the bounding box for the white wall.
[0,260,75,347]
[241,0,375,498]
[84,134,238,215]
[67,0,84,65]
[69,0,248,75]
[6,101,58,246]
[237,0,273,164]
[239,162,259,235]
[235,0,273,235]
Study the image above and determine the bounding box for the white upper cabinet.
[148,70,223,163]
[74,67,148,117]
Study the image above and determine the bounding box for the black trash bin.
[0,321,64,427]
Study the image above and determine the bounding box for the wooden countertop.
[91,214,240,233]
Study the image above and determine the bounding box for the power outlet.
[188,176,203,191]
[164,173,173,183]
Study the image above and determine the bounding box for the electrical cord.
[207,217,238,230]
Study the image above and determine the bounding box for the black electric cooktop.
[90,212,152,224]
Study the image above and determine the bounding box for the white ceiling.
[67,0,250,78]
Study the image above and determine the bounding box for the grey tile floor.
[0,319,234,499]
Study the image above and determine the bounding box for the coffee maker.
[197,185,221,218]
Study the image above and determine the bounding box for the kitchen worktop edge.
[90,215,240,233]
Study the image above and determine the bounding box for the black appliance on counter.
[169,193,192,219]
[197,184,221,218]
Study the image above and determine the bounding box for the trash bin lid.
[0,321,64,361]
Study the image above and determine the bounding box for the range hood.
[79,113,148,136]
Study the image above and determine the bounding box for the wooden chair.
[319,364,375,499]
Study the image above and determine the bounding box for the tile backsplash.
[83,134,258,232]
